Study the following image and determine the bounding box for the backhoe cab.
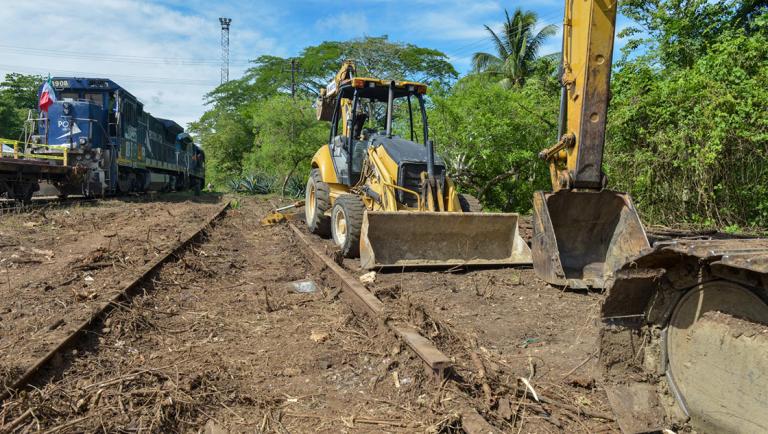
[306,61,531,269]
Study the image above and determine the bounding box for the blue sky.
[0,0,635,126]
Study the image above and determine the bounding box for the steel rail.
[0,200,230,402]
[287,222,451,377]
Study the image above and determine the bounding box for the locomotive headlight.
[78,137,88,146]
[63,102,72,115]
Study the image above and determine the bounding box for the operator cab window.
[60,92,79,101]
[84,93,105,108]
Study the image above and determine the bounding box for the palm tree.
[472,8,558,87]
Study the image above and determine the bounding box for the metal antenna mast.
[219,17,232,84]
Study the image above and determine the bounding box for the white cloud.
[315,12,370,36]
[0,0,282,127]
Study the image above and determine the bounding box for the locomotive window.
[84,93,104,107]
[60,92,79,101]
[123,102,136,127]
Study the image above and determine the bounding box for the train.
[0,77,205,202]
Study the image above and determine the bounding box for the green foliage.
[188,108,254,187]
[607,21,768,227]
[244,95,326,186]
[284,175,306,198]
[204,36,457,107]
[619,0,766,66]
[195,36,456,194]
[0,73,42,140]
[472,8,558,88]
[429,75,556,212]
[227,172,277,195]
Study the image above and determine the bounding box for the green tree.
[244,95,326,194]
[0,73,43,140]
[471,8,557,88]
[195,36,457,189]
[607,22,768,227]
[187,107,254,187]
[429,75,556,211]
[619,0,767,67]
[205,36,457,108]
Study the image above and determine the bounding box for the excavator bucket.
[531,190,649,289]
[359,211,531,270]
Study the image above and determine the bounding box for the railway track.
[0,201,230,403]
[1,197,618,431]
[284,212,617,433]
[0,196,100,216]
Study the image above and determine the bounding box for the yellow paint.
[309,62,464,216]
[546,0,617,191]
[310,145,339,184]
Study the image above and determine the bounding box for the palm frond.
[472,52,503,73]
[483,25,510,60]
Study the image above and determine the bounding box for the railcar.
[0,77,204,201]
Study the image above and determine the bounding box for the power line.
[0,63,219,87]
[0,44,251,66]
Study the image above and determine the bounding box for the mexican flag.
[39,76,57,112]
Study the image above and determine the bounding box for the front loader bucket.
[360,211,531,270]
[531,190,649,289]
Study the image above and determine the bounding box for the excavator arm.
[536,2,768,432]
[531,0,649,289]
[543,0,616,190]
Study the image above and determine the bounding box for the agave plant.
[227,178,242,193]
[285,175,306,198]
[238,173,276,195]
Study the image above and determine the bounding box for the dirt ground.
[0,195,619,433]
[0,194,223,390]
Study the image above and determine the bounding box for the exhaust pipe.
[385,81,394,137]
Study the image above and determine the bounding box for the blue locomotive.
[25,77,205,197]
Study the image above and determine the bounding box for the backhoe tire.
[331,194,365,258]
[305,169,331,237]
[458,193,483,212]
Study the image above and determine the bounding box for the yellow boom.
[532,0,649,289]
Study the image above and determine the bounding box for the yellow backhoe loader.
[538,1,768,433]
[305,61,531,269]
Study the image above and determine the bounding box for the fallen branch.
[0,408,33,434]
[469,350,493,405]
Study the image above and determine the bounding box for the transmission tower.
[219,17,232,84]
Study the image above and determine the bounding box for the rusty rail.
[0,196,100,216]
[288,223,451,376]
[0,201,231,401]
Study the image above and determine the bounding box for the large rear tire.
[458,193,482,212]
[331,194,365,258]
[305,168,331,237]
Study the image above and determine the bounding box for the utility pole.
[219,17,232,84]
[283,58,301,98]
